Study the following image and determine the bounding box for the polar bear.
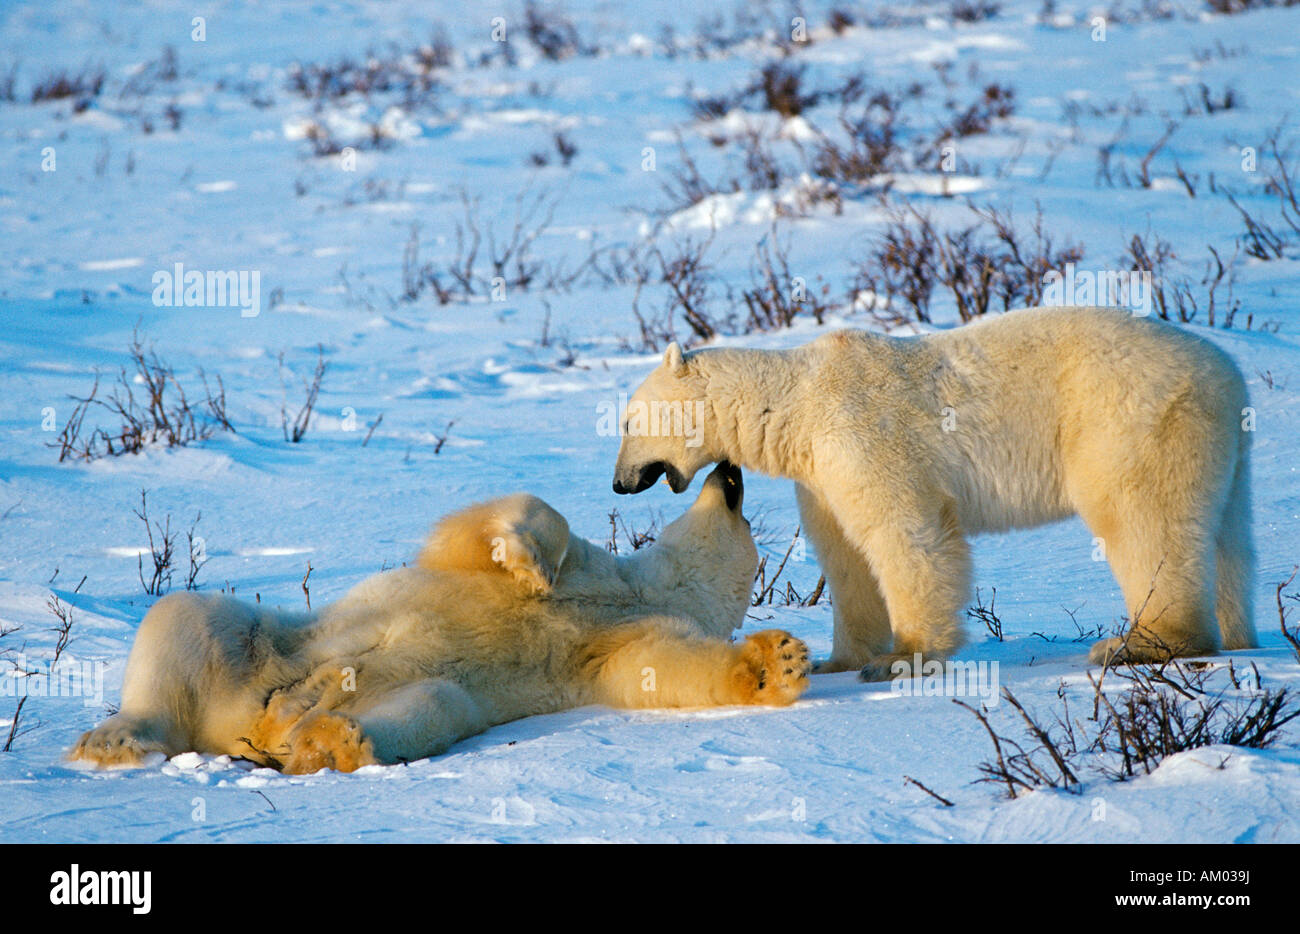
[71,463,811,773]
[612,307,1256,680]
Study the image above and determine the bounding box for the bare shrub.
[50,330,232,461]
[1096,118,1133,188]
[751,527,825,607]
[120,46,179,98]
[1220,125,1299,259]
[971,203,1084,307]
[692,61,825,121]
[1205,0,1300,13]
[135,489,175,596]
[528,131,578,167]
[810,91,905,186]
[757,62,820,118]
[524,1,590,61]
[968,587,1003,641]
[1090,655,1300,780]
[1259,126,1300,236]
[828,8,857,32]
[1228,193,1286,260]
[949,0,1002,21]
[30,63,105,107]
[1277,567,1300,662]
[185,518,208,591]
[279,346,326,443]
[1126,233,1244,327]
[1182,244,1243,328]
[200,370,234,432]
[939,83,1016,141]
[660,132,734,210]
[740,228,833,331]
[853,203,937,322]
[417,27,456,70]
[1136,121,1178,189]
[735,129,786,191]
[3,592,77,752]
[960,643,1300,798]
[956,687,1083,797]
[854,201,1083,324]
[1180,83,1239,116]
[433,420,455,455]
[286,40,441,109]
[0,63,17,102]
[300,119,392,158]
[605,508,661,554]
[401,189,559,303]
[655,232,722,343]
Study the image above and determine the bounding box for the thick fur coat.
[613,307,1256,678]
[71,464,810,773]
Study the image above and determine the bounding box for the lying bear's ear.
[663,341,684,372]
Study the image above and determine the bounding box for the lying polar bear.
[71,463,810,774]
[613,307,1256,679]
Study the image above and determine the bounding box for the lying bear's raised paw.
[737,630,811,706]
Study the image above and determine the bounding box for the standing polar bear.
[71,463,811,773]
[613,306,1256,680]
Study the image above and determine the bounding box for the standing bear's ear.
[663,341,684,372]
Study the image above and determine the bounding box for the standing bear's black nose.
[613,461,666,495]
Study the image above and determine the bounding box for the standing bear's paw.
[1088,632,1217,668]
[281,710,377,775]
[858,652,936,683]
[734,630,811,706]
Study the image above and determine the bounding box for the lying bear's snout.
[717,461,743,511]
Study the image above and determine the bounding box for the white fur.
[70,465,813,772]
[613,307,1256,677]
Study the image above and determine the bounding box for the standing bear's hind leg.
[1214,449,1257,651]
[1080,405,1232,666]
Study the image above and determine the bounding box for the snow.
[2,0,1299,843]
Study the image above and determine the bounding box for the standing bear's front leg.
[821,481,972,682]
[796,483,892,673]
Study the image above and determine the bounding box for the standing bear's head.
[612,342,718,496]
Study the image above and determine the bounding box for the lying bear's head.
[612,342,717,496]
[636,460,757,635]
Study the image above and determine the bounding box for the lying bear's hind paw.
[281,710,377,775]
[69,718,169,769]
[737,630,812,706]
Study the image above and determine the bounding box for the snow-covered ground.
[2,0,1299,842]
